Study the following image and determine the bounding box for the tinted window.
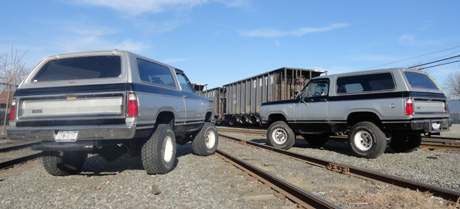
[176,73,193,93]
[137,59,175,88]
[404,72,438,90]
[33,56,121,82]
[336,73,395,94]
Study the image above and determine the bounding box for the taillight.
[127,93,139,116]
[405,98,414,115]
[9,100,16,120]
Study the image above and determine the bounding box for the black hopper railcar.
[200,67,326,126]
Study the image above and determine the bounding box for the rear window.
[337,73,395,94]
[404,72,438,90]
[33,56,121,82]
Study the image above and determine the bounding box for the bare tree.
[0,46,29,87]
[0,46,29,134]
[444,71,460,99]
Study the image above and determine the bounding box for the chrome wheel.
[353,130,373,151]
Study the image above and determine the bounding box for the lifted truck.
[7,50,218,175]
[259,68,452,158]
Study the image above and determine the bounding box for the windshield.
[33,56,121,82]
[404,72,438,90]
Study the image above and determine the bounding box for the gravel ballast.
[0,128,458,208]
[0,143,295,209]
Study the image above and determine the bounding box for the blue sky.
[1,0,460,89]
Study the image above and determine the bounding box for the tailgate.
[19,94,124,119]
[413,99,446,114]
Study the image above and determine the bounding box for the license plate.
[54,131,78,142]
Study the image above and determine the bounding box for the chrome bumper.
[6,125,137,141]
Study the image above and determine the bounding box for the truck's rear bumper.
[410,118,452,132]
[6,125,137,141]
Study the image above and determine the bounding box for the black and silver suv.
[259,68,452,158]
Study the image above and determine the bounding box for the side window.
[176,73,193,93]
[137,58,175,88]
[301,80,329,97]
[337,73,395,94]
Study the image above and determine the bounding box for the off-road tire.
[348,121,387,159]
[141,124,177,175]
[302,134,329,147]
[267,121,295,150]
[389,134,421,153]
[42,151,87,176]
[192,122,219,156]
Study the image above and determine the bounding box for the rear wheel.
[42,151,87,176]
[389,134,421,153]
[348,122,387,159]
[141,124,177,175]
[302,134,329,147]
[192,122,219,156]
[267,121,295,150]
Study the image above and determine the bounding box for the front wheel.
[141,124,177,175]
[42,151,87,176]
[348,122,387,159]
[192,122,219,156]
[267,121,295,150]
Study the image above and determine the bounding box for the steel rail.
[0,141,41,153]
[216,149,340,209]
[0,152,42,169]
[217,127,460,150]
[219,134,460,202]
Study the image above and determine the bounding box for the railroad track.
[218,133,460,203]
[217,126,460,151]
[216,149,339,209]
[0,140,41,169]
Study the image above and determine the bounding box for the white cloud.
[162,57,196,63]
[239,23,349,38]
[75,0,209,15]
[397,34,440,46]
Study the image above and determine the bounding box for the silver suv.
[259,68,452,158]
[7,50,218,175]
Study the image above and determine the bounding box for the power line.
[409,54,460,69]
[418,59,460,71]
[361,45,460,70]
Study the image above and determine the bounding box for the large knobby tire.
[141,124,177,175]
[302,134,329,147]
[42,151,87,176]
[348,122,387,159]
[267,121,295,150]
[389,134,421,153]
[192,122,219,156]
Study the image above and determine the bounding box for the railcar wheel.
[302,134,329,147]
[192,122,219,156]
[348,121,387,159]
[42,151,87,176]
[267,121,295,150]
[389,134,421,153]
[141,124,177,175]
